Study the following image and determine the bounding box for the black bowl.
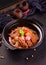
[2,19,44,50]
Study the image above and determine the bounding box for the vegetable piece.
[25,36,31,40]
[24,29,28,33]
[25,32,30,36]
[19,29,24,36]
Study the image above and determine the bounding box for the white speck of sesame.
[32,55,34,57]
[26,57,28,60]
[34,48,36,51]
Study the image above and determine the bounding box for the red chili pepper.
[23,9,30,15]
[24,29,28,33]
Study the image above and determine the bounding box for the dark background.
[0,0,22,9]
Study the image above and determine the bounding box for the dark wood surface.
[0,13,46,65]
[0,0,22,10]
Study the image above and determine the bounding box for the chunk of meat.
[18,37,28,48]
[26,40,33,47]
[31,33,39,45]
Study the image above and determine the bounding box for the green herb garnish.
[19,29,24,36]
